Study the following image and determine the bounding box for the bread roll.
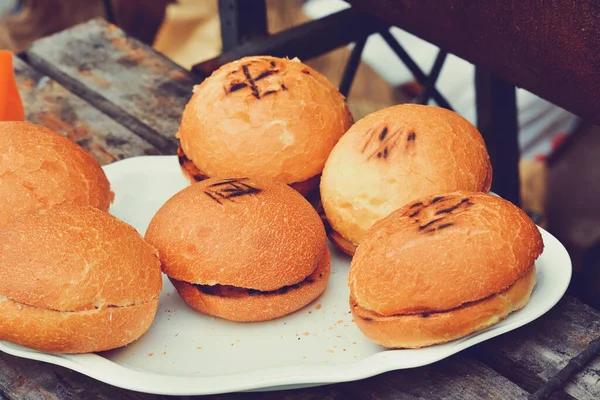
[349,191,543,348]
[0,121,114,227]
[0,205,162,353]
[177,55,353,196]
[320,104,492,254]
[145,177,330,321]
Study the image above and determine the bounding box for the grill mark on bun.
[435,198,473,215]
[363,127,402,161]
[379,127,388,141]
[423,222,454,234]
[280,83,288,91]
[227,65,281,98]
[204,178,262,204]
[301,68,311,74]
[242,65,260,99]
[418,218,443,231]
[410,202,423,209]
[431,196,445,204]
[229,81,248,93]
[408,209,421,218]
[254,69,277,81]
[407,132,416,141]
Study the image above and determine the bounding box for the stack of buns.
[0,54,545,355]
[0,122,161,353]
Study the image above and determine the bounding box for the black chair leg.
[475,68,521,207]
[218,0,268,51]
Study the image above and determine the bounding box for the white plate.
[0,155,572,396]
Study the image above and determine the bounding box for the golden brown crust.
[177,144,320,198]
[349,191,543,316]
[0,121,114,228]
[351,266,536,348]
[320,104,492,246]
[0,295,158,353]
[177,56,353,185]
[0,205,162,312]
[145,177,328,291]
[171,249,330,322]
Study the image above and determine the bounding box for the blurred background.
[1,0,599,303]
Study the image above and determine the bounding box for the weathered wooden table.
[2,19,600,400]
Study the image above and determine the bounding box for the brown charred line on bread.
[421,312,430,318]
[203,178,262,205]
[177,145,208,182]
[410,201,424,209]
[408,209,421,218]
[242,64,261,99]
[418,218,444,231]
[224,64,280,99]
[361,126,402,161]
[379,127,388,141]
[301,68,311,74]
[422,222,454,234]
[228,81,248,93]
[407,132,416,141]
[435,198,474,215]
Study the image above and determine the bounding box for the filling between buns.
[177,144,320,197]
[171,251,328,299]
[352,265,536,321]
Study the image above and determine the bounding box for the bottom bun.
[351,265,536,349]
[177,144,320,198]
[0,296,158,353]
[171,250,331,322]
[328,229,357,256]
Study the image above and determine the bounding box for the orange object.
[0,51,25,121]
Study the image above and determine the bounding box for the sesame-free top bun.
[0,121,114,227]
[176,55,353,195]
[144,177,330,322]
[320,104,492,255]
[0,206,162,353]
[349,191,543,349]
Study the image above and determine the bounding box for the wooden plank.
[26,18,198,154]
[202,358,528,400]
[0,352,528,399]
[475,295,600,399]
[0,352,527,400]
[0,353,159,400]
[13,56,160,165]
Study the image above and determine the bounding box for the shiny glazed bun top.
[0,121,114,227]
[320,104,492,248]
[349,191,543,317]
[177,56,353,186]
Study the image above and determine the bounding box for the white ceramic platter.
[0,155,572,396]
